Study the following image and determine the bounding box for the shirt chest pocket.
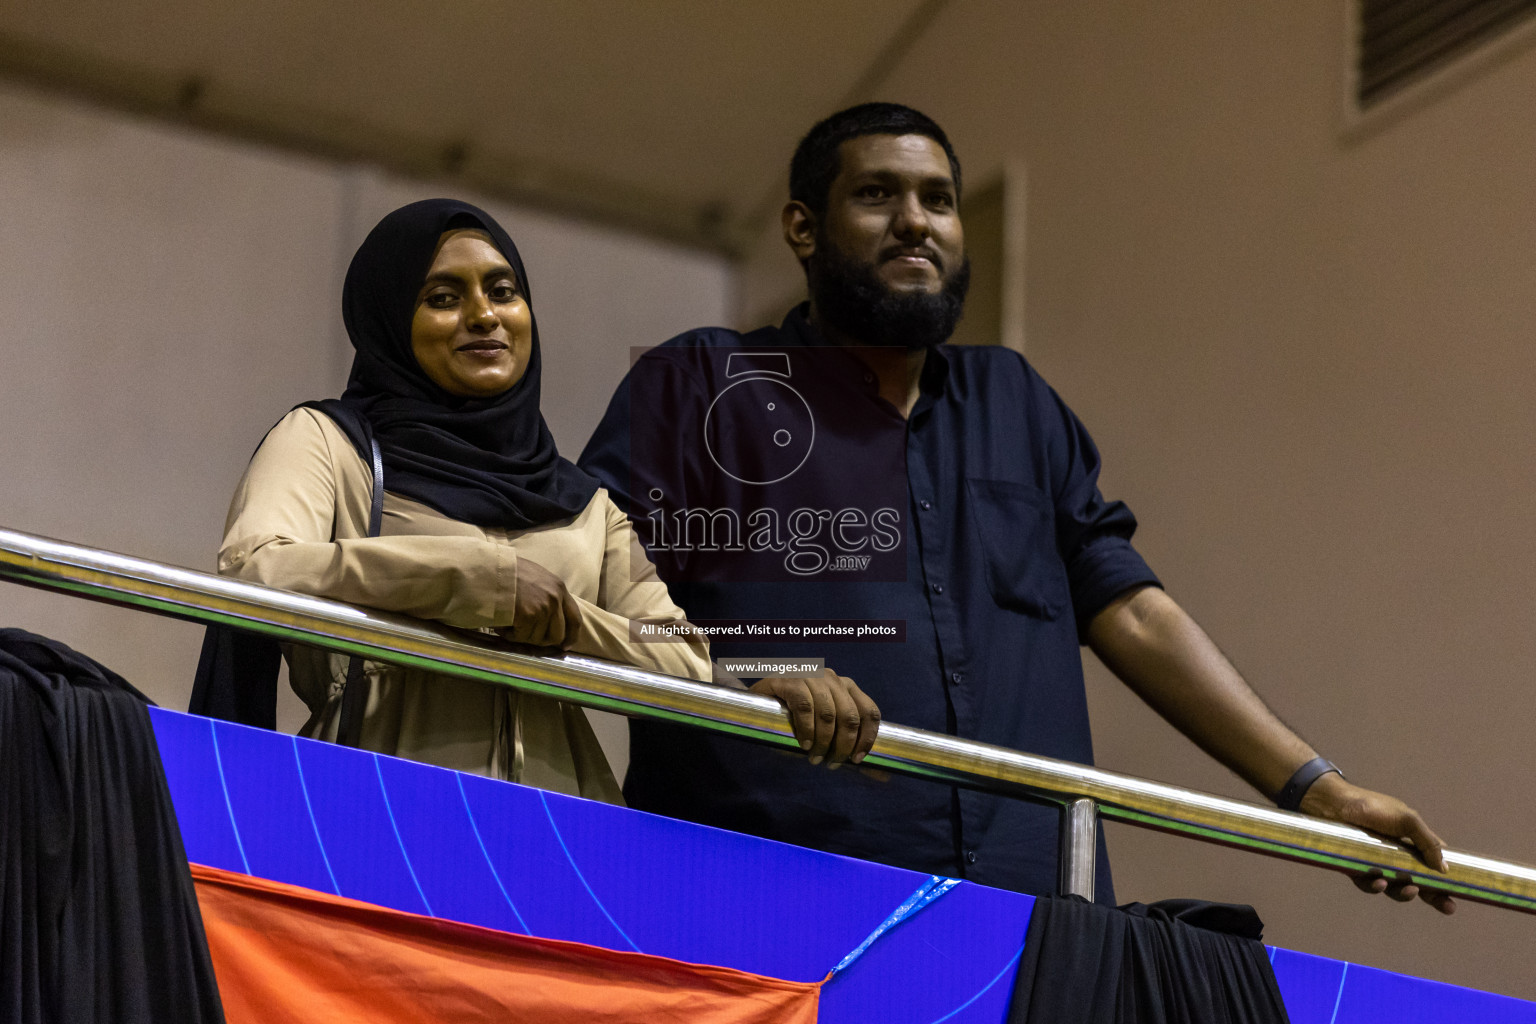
[964,478,1069,621]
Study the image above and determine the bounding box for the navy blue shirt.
[578,307,1159,897]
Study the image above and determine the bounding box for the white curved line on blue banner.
[456,773,530,934]
[290,736,340,895]
[373,754,433,916]
[209,719,250,875]
[538,790,641,952]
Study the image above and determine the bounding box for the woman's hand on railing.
[749,668,881,767]
[500,556,584,650]
[1301,772,1456,915]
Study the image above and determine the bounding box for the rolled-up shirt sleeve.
[1033,369,1162,639]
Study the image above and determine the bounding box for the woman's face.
[410,229,533,398]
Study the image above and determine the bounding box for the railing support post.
[1058,797,1098,899]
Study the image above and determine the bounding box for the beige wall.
[746,0,1536,1001]
[0,83,732,757]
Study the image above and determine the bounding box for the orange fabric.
[191,863,818,1024]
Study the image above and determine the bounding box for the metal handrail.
[2,524,1533,912]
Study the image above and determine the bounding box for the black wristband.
[1276,757,1343,812]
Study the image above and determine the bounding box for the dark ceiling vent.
[1358,0,1536,106]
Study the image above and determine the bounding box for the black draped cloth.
[0,629,225,1024]
[1009,896,1290,1023]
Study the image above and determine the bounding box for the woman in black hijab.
[217,199,709,802]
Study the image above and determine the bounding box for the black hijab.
[330,198,598,529]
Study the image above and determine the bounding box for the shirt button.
[863,372,875,385]
[965,850,978,865]
[951,671,963,685]
[919,500,932,511]
[931,583,944,594]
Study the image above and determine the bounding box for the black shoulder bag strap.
[334,436,384,748]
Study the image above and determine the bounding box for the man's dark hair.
[789,102,962,218]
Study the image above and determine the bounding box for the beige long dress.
[217,407,710,803]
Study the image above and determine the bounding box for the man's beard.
[807,241,971,351]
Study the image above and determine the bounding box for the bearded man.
[578,103,1449,909]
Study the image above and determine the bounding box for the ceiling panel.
[0,0,941,251]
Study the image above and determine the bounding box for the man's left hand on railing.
[1300,772,1456,915]
[1087,586,1456,916]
